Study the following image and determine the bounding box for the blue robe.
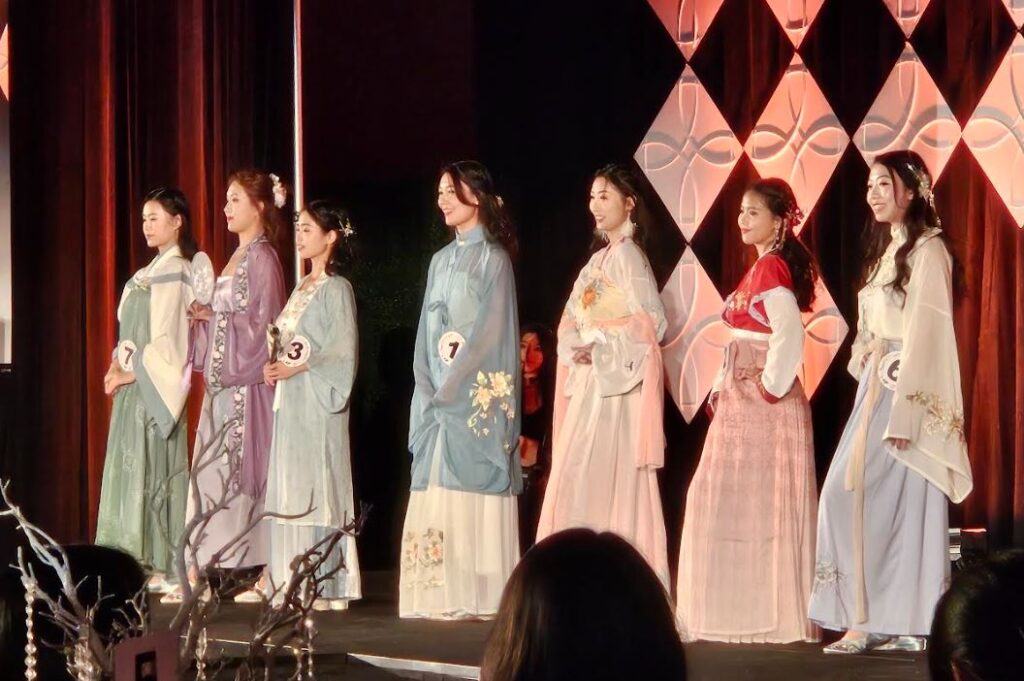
[408,225,522,494]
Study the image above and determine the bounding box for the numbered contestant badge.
[191,251,215,306]
[438,331,466,366]
[117,340,138,372]
[281,335,312,368]
[878,351,901,391]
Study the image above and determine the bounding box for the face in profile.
[737,190,780,251]
[294,209,336,263]
[521,331,544,375]
[224,181,262,234]
[866,163,914,225]
[589,176,634,233]
[437,172,480,231]
[141,200,181,251]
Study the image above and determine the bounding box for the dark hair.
[301,199,356,276]
[863,150,964,303]
[0,545,147,680]
[590,163,646,250]
[480,529,686,681]
[440,160,518,260]
[929,550,1024,681]
[521,322,556,398]
[143,187,197,259]
[744,178,818,311]
[227,169,287,240]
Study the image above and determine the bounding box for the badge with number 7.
[117,340,138,372]
[438,331,466,366]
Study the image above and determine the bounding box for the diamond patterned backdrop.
[638,0,1024,540]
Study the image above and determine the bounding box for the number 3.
[288,341,303,362]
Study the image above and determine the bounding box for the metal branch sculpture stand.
[1,420,367,680]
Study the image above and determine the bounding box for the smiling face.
[866,163,915,225]
[294,209,336,263]
[224,181,263,234]
[437,172,480,231]
[141,200,181,251]
[737,191,780,253]
[589,176,635,233]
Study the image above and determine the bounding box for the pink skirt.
[676,338,820,643]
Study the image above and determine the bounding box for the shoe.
[823,633,891,655]
[873,636,927,652]
[312,599,350,612]
[232,589,266,604]
[159,589,183,604]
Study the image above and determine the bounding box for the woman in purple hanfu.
[184,170,286,592]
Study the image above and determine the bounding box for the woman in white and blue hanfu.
[399,161,522,620]
[810,151,972,654]
[263,200,361,610]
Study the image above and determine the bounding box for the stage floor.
[153,571,931,680]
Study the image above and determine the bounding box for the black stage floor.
[153,572,931,680]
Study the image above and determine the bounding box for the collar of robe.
[455,224,486,246]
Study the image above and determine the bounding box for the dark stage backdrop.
[1,0,1022,571]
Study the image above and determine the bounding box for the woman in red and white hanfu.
[676,178,820,643]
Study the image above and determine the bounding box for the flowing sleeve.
[408,253,440,456]
[113,280,132,360]
[305,277,358,413]
[750,256,804,399]
[136,257,194,438]
[433,250,521,455]
[220,245,286,387]
[884,236,972,502]
[590,243,666,397]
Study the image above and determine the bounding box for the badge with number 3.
[281,335,312,368]
[438,331,466,366]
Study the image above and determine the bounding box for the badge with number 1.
[438,331,466,366]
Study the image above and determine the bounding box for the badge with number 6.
[281,335,312,368]
[878,351,901,391]
[117,340,138,372]
[438,331,466,366]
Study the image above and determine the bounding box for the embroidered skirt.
[398,425,519,619]
[676,338,819,643]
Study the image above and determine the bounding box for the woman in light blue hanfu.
[96,188,196,583]
[263,200,361,610]
[399,161,521,620]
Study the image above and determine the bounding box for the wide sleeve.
[590,243,666,397]
[136,258,194,438]
[750,256,803,399]
[883,237,972,502]
[408,253,440,455]
[305,278,358,413]
[432,251,521,460]
[220,245,286,387]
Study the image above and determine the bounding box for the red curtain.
[4,0,293,544]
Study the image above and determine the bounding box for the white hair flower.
[269,173,287,208]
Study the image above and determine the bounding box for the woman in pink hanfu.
[536,163,669,587]
[676,178,820,643]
